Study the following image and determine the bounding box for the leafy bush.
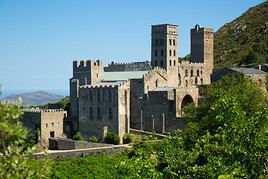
[73,132,84,141]
[104,132,120,145]
[0,100,49,178]
[89,135,98,143]
[123,133,133,144]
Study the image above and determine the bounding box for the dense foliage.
[73,131,84,141]
[104,131,120,145]
[156,74,268,178]
[0,100,49,178]
[214,1,268,67]
[50,152,128,178]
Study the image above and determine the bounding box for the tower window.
[89,91,93,101]
[191,69,193,77]
[169,60,172,66]
[161,50,164,56]
[173,39,176,46]
[155,39,159,46]
[173,50,176,56]
[174,60,176,66]
[160,39,164,46]
[161,60,163,67]
[169,39,172,45]
[197,70,200,76]
[169,50,172,56]
[185,69,188,77]
[155,80,158,87]
[155,50,158,56]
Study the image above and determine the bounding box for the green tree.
[157,74,268,178]
[0,100,49,178]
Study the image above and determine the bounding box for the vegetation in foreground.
[0,74,268,178]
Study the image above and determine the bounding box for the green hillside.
[214,1,268,67]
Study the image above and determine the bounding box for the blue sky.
[0,0,265,90]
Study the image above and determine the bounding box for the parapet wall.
[73,59,103,72]
[104,60,151,72]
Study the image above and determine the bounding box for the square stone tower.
[190,24,214,74]
[151,24,178,87]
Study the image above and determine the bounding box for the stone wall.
[33,145,127,159]
[49,138,112,150]
[78,81,130,143]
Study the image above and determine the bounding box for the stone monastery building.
[69,24,214,143]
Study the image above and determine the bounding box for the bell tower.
[151,24,178,87]
[190,24,213,74]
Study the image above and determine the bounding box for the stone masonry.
[69,24,214,143]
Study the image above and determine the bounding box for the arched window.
[169,50,172,56]
[197,70,200,76]
[155,60,158,66]
[161,60,164,67]
[191,69,193,77]
[173,50,176,56]
[173,39,176,46]
[185,80,188,87]
[161,49,164,56]
[155,50,158,56]
[155,80,158,87]
[185,69,188,77]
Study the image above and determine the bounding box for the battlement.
[21,108,65,113]
[104,60,151,72]
[191,24,213,33]
[73,59,103,72]
[79,80,128,89]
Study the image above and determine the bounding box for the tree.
[156,74,268,178]
[73,131,84,141]
[0,100,49,178]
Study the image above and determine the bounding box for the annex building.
[69,24,214,143]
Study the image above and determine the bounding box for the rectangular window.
[173,39,175,46]
[109,107,112,119]
[109,90,112,102]
[89,91,93,101]
[155,39,159,46]
[160,39,164,46]
[90,107,94,119]
[161,50,163,56]
[97,107,101,120]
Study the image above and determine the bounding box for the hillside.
[1,91,64,106]
[214,1,268,67]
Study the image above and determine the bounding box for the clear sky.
[0,0,265,90]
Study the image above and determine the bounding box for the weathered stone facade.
[69,24,214,143]
[21,109,66,145]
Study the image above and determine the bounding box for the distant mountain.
[214,1,268,67]
[1,90,64,106]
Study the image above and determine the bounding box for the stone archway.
[181,95,194,116]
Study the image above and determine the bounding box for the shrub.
[123,133,133,144]
[104,132,120,145]
[73,132,84,141]
[89,136,98,143]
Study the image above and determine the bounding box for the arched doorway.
[181,95,194,115]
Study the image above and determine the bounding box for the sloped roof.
[103,71,149,81]
[229,68,267,74]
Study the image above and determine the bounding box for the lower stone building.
[21,109,66,146]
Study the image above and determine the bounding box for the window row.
[45,122,60,128]
[184,69,202,77]
[154,39,164,46]
[169,39,176,46]
[154,50,176,57]
[83,107,113,120]
[81,90,114,103]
